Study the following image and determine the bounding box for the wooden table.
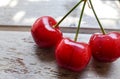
[0,29,120,79]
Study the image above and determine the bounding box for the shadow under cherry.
[34,45,56,62]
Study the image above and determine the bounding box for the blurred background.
[0,0,120,29]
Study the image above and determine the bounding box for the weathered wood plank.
[0,25,120,34]
[0,31,120,79]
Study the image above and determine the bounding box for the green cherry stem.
[89,0,106,34]
[74,0,87,42]
[54,0,83,28]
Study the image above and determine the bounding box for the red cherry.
[31,16,63,48]
[89,32,120,62]
[55,38,91,72]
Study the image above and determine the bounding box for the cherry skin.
[31,16,63,48]
[55,38,91,72]
[89,32,120,62]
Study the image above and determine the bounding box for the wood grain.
[0,31,120,79]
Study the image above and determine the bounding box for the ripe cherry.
[31,16,63,48]
[55,38,91,72]
[89,32,120,62]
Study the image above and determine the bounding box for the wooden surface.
[0,31,120,79]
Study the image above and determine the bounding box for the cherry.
[55,38,91,71]
[89,32,120,62]
[31,16,63,48]
[55,1,91,72]
[89,0,120,62]
[31,0,84,48]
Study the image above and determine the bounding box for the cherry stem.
[89,0,106,34]
[54,0,83,28]
[74,0,87,42]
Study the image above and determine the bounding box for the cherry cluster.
[31,0,120,72]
